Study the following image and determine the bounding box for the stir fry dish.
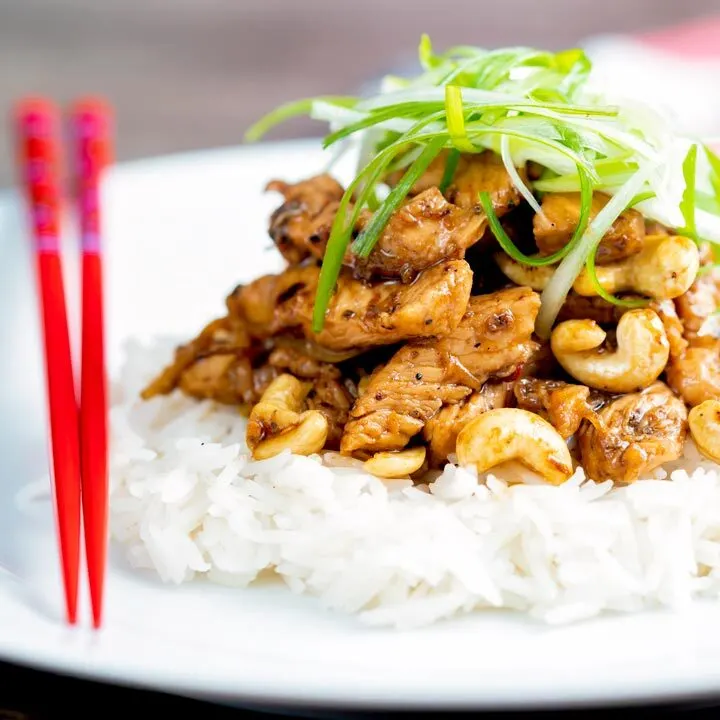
[141,38,720,486]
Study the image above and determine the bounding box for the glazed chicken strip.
[266,174,344,265]
[349,188,485,281]
[666,247,720,406]
[228,259,473,352]
[423,381,513,465]
[556,292,639,326]
[667,342,720,407]
[578,381,688,484]
[140,315,260,403]
[387,150,523,216]
[514,377,605,439]
[268,174,485,280]
[268,345,357,450]
[341,287,541,456]
[534,192,645,264]
[674,246,720,342]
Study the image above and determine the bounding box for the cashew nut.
[257,373,309,413]
[688,400,720,464]
[364,447,427,478]
[455,408,573,485]
[551,309,670,393]
[495,234,699,301]
[494,253,552,291]
[573,235,699,300]
[550,319,606,353]
[252,411,329,460]
[247,374,329,459]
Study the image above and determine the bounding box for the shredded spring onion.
[680,144,698,242]
[535,168,653,338]
[246,35,720,333]
[438,149,460,193]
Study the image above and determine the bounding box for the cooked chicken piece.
[266,175,344,265]
[674,262,720,343]
[514,377,605,439]
[651,300,688,360]
[446,151,523,215]
[665,248,720,405]
[518,340,558,378]
[578,381,688,483]
[384,150,453,195]
[267,344,342,380]
[228,259,474,352]
[534,192,645,264]
[306,375,357,450]
[386,150,522,217]
[140,316,253,401]
[267,173,486,281]
[227,265,315,337]
[423,381,513,464]
[666,340,720,407]
[266,343,358,448]
[644,220,671,236]
[341,287,541,456]
[556,292,633,326]
[350,188,485,281]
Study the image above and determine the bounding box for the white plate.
[2,139,720,711]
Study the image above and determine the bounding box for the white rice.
[108,337,720,628]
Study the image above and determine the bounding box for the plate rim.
[4,137,720,711]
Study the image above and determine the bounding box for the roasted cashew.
[550,319,606,353]
[573,235,699,300]
[688,400,720,464]
[364,447,427,478]
[495,234,699,301]
[551,309,670,393]
[493,253,552,291]
[257,373,310,413]
[247,373,329,459]
[252,411,329,460]
[455,408,573,485]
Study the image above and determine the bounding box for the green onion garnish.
[438,148,460,193]
[246,35,720,334]
[584,247,649,308]
[352,137,446,259]
[679,144,699,242]
[445,86,476,152]
[244,97,357,142]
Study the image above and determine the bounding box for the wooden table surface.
[0,0,717,188]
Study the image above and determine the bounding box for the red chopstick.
[71,98,113,629]
[14,98,82,626]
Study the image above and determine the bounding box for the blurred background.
[1,0,720,188]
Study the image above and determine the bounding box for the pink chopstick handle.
[71,98,113,255]
[14,98,62,253]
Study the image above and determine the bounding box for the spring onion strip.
[704,144,720,201]
[628,191,656,208]
[445,86,476,152]
[679,144,699,242]
[479,165,591,269]
[244,35,720,336]
[535,167,653,339]
[584,249,649,308]
[244,97,357,142]
[352,137,446,258]
[501,134,542,214]
[312,140,424,333]
[439,149,460,193]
